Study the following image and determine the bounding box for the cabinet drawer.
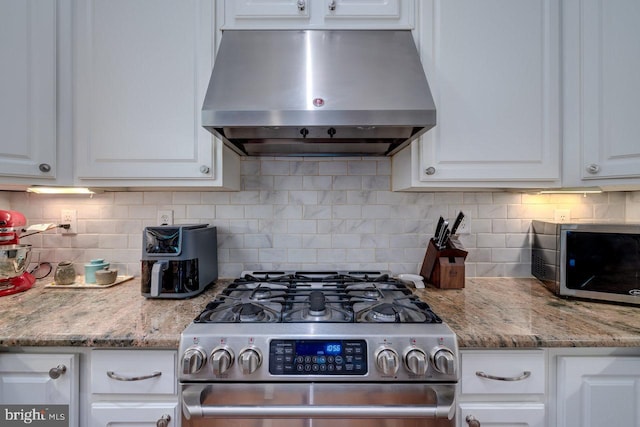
[91,401,178,426]
[91,350,176,395]
[461,350,545,395]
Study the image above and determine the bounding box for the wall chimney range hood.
[202,30,436,157]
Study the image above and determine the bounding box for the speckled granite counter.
[0,278,230,348]
[1,277,639,349]
[416,278,640,348]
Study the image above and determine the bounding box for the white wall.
[5,157,633,279]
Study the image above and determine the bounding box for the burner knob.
[404,348,428,376]
[238,348,263,375]
[375,348,399,376]
[432,347,456,376]
[182,347,206,375]
[210,347,234,376]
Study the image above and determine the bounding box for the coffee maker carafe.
[141,224,217,299]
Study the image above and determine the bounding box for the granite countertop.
[0,277,639,349]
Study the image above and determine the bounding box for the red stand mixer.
[0,210,36,297]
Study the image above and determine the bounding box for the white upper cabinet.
[393,0,561,190]
[74,0,240,189]
[0,0,58,184]
[221,0,413,29]
[562,0,640,190]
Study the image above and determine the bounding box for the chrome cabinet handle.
[466,415,481,427]
[297,0,305,11]
[425,166,436,175]
[199,165,210,174]
[49,364,67,379]
[475,370,531,381]
[107,370,162,381]
[328,0,336,11]
[156,414,171,427]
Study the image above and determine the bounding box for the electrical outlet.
[157,210,173,226]
[554,209,571,223]
[60,209,77,235]
[455,218,471,235]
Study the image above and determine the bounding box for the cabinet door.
[459,403,545,427]
[0,353,78,427]
[405,0,561,189]
[91,402,178,427]
[564,0,640,184]
[224,0,311,28]
[0,0,57,180]
[222,0,411,29]
[74,0,229,185]
[556,356,640,427]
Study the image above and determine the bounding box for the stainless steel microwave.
[532,220,640,305]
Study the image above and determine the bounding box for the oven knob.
[432,347,456,375]
[238,348,263,375]
[404,348,428,376]
[182,347,206,375]
[375,348,400,375]
[210,347,234,376]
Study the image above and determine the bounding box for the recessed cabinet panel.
[556,356,640,427]
[461,350,546,395]
[459,403,546,427]
[91,402,178,427]
[0,353,78,427]
[580,0,640,180]
[91,350,176,395]
[404,0,561,188]
[0,0,56,179]
[74,0,217,181]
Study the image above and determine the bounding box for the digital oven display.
[269,339,367,375]
[295,341,342,356]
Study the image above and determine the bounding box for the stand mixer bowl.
[0,244,32,280]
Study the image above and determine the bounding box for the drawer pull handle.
[107,370,162,381]
[475,370,531,381]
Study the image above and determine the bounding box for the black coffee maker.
[141,224,218,299]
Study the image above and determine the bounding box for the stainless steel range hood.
[202,30,435,157]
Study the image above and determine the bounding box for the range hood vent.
[202,30,436,157]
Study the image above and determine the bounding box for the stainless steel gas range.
[179,271,459,427]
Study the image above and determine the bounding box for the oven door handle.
[181,385,455,420]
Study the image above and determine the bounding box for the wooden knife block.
[420,237,468,289]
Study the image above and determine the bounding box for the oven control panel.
[269,339,367,375]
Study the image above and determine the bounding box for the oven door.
[181,383,456,427]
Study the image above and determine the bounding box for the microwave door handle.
[182,386,455,420]
[150,260,168,297]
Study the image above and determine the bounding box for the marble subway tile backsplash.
[5,158,636,279]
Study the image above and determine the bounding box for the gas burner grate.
[194,271,443,324]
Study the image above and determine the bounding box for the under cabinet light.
[26,186,96,195]
[538,189,602,195]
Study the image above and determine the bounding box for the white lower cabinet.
[90,349,179,427]
[457,350,546,427]
[459,403,545,427]
[555,355,640,427]
[0,353,79,427]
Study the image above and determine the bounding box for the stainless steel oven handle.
[181,385,455,420]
